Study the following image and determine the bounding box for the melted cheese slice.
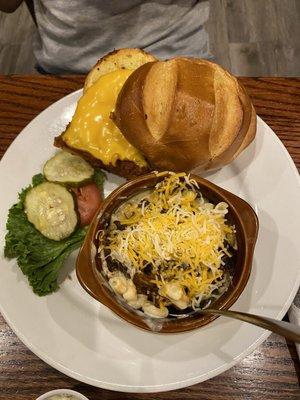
[62,69,147,167]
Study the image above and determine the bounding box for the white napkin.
[288,288,300,358]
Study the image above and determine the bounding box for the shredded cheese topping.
[104,173,236,310]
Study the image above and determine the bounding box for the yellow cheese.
[62,69,147,167]
[106,173,236,308]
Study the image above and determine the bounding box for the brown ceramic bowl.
[76,172,258,333]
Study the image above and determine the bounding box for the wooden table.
[0,76,299,399]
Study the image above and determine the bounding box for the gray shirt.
[33,0,210,74]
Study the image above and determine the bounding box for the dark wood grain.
[0,76,299,399]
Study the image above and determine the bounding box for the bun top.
[113,57,256,172]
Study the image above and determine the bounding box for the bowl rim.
[76,171,259,333]
[36,388,89,400]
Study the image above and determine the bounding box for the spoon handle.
[200,309,300,343]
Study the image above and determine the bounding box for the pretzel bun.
[113,57,256,172]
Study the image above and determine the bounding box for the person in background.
[0,0,211,74]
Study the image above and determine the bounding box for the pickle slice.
[24,182,78,241]
[44,151,94,186]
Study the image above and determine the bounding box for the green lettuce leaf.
[4,174,87,296]
[93,168,106,191]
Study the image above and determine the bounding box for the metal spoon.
[170,308,300,343]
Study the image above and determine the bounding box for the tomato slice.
[72,183,102,226]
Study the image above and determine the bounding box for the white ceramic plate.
[0,90,300,393]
